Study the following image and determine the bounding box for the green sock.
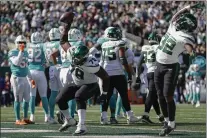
[29,96,36,114]
[116,96,122,116]
[14,101,20,120]
[68,99,76,118]
[109,93,116,118]
[49,91,58,118]
[23,101,29,119]
[41,97,49,115]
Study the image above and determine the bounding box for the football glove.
[100,92,107,105]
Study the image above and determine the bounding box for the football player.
[44,28,62,123]
[56,28,84,123]
[136,32,164,124]
[191,64,203,107]
[154,5,198,136]
[99,27,138,124]
[27,32,50,123]
[9,35,35,125]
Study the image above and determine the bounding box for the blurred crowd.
[0,1,206,105]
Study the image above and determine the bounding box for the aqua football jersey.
[8,49,29,77]
[44,41,61,66]
[27,43,46,71]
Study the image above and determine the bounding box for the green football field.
[0,104,206,138]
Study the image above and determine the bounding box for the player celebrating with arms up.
[154,4,201,136]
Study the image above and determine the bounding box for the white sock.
[164,117,169,122]
[126,110,133,118]
[45,114,49,119]
[143,112,149,116]
[101,111,107,119]
[60,109,71,120]
[78,109,86,125]
[168,121,175,128]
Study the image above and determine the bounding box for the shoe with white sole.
[195,102,200,108]
[100,117,109,125]
[58,118,77,132]
[48,117,57,124]
[73,124,87,136]
[127,115,139,124]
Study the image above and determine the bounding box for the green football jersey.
[44,41,61,66]
[8,49,29,77]
[27,43,46,71]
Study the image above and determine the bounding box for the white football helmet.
[15,35,27,48]
[49,28,60,41]
[104,27,114,38]
[68,28,82,41]
[31,32,43,43]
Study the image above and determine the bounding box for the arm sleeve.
[9,51,24,66]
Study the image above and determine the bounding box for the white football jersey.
[125,48,134,65]
[156,23,195,64]
[100,40,126,76]
[67,47,100,85]
[142,44,158,73]
[89,47,101,62]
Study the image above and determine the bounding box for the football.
[59,12,75,25]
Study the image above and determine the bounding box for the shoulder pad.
[118,40,126,47]
[8,49,17,57]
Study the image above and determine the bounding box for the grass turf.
[0,104,206,138]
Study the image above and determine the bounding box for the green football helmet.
[148,32,160,45]
[104,27,122,40]
[175,12,197,33]
[68,46,89,65]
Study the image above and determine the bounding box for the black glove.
[100,92,107,105]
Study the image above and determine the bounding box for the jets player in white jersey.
[9,35,35,125]
[136,32,164,124]
[54,17,110,134]
[154,5,199,136]
[27,32,50,123]
[99,27,138,124]
[44,28,62,124]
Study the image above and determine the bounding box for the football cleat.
[158,115,165,123]
[23,119,35,124]
[137,115,154,124]
[48,117,58,124]
[56,111,64,124]
[127,115,139,124]
[195,102,200,108]
[15,120,27,125]
[58,118,77,132]
[100,117,109,125]
[30,114,35,123]
[110,117,118,124]
[73,124,87,136]
[163,121,168,129]
[159,125,176,136]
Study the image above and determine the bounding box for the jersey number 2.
[28,48,41,62]
[158,33,176,55]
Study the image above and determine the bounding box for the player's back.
[27,43,45,71]
[100,40,125,76]
[44,41,61,66]
[156,23,195,64]
[8,49,29,77]
[142,45,158,73]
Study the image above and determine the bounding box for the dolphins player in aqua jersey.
[191,64,203,107]
[27,32,50,123]
[44,28,62,124]
[9,35,35,125]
